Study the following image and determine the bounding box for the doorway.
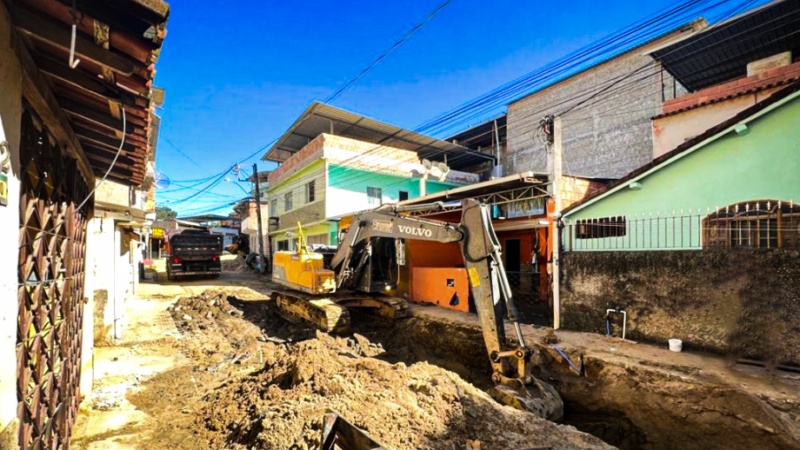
[505,238,521,272]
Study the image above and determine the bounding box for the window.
[576,217,627,239]
[398,191,409,201]
[284,192,292,212]
[306,180,315,203]
[367,187,382,206]
[703,200,800,248]
[277,240,289,251]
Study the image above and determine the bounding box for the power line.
[162,137,201,167]
[324,0,455,104]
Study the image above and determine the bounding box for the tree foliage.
[156,206,178,221]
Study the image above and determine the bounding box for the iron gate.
[16,110,90,450]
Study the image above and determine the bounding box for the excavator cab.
[272,223,337,295]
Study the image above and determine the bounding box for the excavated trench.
[347,315,800,450]
[231,298,800,450]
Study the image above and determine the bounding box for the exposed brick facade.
[505,25,701,179]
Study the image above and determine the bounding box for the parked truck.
[166,230,223,281]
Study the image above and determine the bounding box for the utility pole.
[552,116,563,329]
[253,163,267,274]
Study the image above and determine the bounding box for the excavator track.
[337,295,409,321]
[271,290,351,333]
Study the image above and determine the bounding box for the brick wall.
[506,52,663,179]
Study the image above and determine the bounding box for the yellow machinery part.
[272,251,336,295]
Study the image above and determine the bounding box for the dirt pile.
[197,331,612,450]
[168,291,265,361]
[222,255,251,273]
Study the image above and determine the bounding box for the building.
[650,0,800,157]
[234,171,270,257]
[0,0,169,447]
[264,103,485,253]
[557,80,800,365]
[394,171,608,324]
[505,20,706,179]
[562,79,800,250]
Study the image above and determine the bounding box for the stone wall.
[561,249,800,366]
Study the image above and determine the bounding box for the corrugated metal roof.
[263,102,496,171]
[652,0,800,92]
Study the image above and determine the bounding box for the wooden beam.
[6,9,94,183]
[12,4,136,76]
[96,171,143,187]
[74,126,142,155]
[23,0,156,63]
[81,139,145,162]
[59,96,131,133]
[85,150,140,171]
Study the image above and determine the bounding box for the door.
[505,238,521,272]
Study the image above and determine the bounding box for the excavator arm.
[329,199,563,420]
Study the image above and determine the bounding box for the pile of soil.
[221,255,250,273]
[168,291,264,361]
[197,331,612,450]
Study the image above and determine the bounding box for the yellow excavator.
[271,199,563,421]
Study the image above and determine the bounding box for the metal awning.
[650,0,800,92]
[444,114,506,151]
[396,171,550,217]
[263,102,496,171]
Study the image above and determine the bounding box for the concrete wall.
[268,159,327,236]
[561,249,800,366]
[326,164,453,219]
[86,217,116,346]
[0,6,23,439]
[506,52,663,179]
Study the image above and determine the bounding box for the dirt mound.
[222,255,250,273]
[197,331,612,450]
[168,291,264,361]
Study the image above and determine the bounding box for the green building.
[562,81,800,251]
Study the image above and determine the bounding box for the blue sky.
[152,0,723,216]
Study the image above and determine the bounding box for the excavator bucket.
[320,411,387,450]
[488,378,564,422]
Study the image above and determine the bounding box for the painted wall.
[326,164,454,219]
[653,87,783,158]
[565,95,800,250]
[267,159,327,237]
[0,7,23,437]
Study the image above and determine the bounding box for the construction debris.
[195,330,612,450]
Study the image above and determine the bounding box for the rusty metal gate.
[16,110,90,450]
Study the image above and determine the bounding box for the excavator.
[271,198,563,421]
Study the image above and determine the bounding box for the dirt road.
[70,263,610,450]
[70,265,273,450]
[70,259,800,450]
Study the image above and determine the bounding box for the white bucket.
[669,339,683,352]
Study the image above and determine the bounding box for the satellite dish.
[422,159,432,170]
[154,169,170,189]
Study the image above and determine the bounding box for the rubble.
[196,330,612,450]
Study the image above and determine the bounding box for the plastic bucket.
[669,339,683,352]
